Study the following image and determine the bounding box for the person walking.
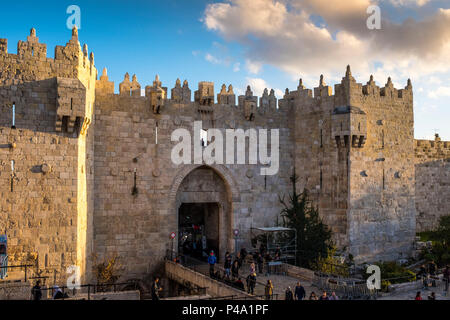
[247,272,256,295]
[151,277,163,301]
[52,285,64,299]
[443,265,450,294]
[236,252,243,268]
[428,292,436,300]
[208,250,217,277]
[224,252,232,279]
[285,286,294,300]
[265,280,273,300]
[257,253,264,274]
[250,262,256,274]
[309,291,318,300]
[31,280,42,301]
[428,260,437,276]
[329,291,339,300]
[415,291,422,300]
[231,259,240,280]
[319,291,329,300]
[294,281,306,300]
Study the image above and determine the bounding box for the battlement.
[0,27,96,83]
[285,66,413,104]
[415,134,450,161]
[0,27,96,135]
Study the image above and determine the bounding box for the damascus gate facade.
[0,29,449,283]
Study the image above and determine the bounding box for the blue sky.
[0,0,449,140]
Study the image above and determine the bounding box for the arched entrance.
[172,165,236,261]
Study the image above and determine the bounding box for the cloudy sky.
[0,0,449,139]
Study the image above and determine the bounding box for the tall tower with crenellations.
[0,27,96,283]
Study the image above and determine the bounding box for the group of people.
[417,263,450,293]
[281,283,339,300]
[415,291,437,300]
[30,280,69,300]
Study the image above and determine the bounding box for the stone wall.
[93,74,293,278]
[414,134,450,231]
[286,68,416,262]
[0,27,96,283]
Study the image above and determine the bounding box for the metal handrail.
[0,263,35,282]
[166,250,271,298]
[39,280,140,300]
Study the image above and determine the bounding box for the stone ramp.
[166,257,317,300]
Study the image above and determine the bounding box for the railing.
[0,263,35,282]
[312,272,377,300]
[39,280,140,300]
[200,294,279,300]
[166,250,272,299]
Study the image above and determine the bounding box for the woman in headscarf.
[53,285,64,299]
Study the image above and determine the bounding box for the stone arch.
[168,164,240,204]
[169,164,240,257]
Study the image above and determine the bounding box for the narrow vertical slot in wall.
[320,168,323,189]
[10,160,15,192]
[155,122,158,145]
[70,98,73,111]
[320,129,323,148]
[12,103,16,129]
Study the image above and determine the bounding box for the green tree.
[279,170,333,268]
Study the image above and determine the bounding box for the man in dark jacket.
[443,265,450,292]
[294,282,306,300]
[257,253,264,274]
[31,280,42,301]
[224,252,232,279]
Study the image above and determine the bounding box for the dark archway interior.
[178,203,219,259]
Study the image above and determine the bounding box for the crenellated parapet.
[171,78,191,103]
[146,75,167,114]
[0,27,96,135]
[238,85,257,121]
[415,134,450,162]
[259,88,276,111]
[16,28,47,59]
[119,73,141,96]
[217,84,236,106]
[195,81,214,106]
[314,75,333,98]
[96,68,114,95]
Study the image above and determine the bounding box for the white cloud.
[245,60,263,74]
[428,86,450,99]
[205,53,221,64]
[388,0,432,7]
[204,0,450,82]
[245,77,283,98]
[233,62,241,72]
